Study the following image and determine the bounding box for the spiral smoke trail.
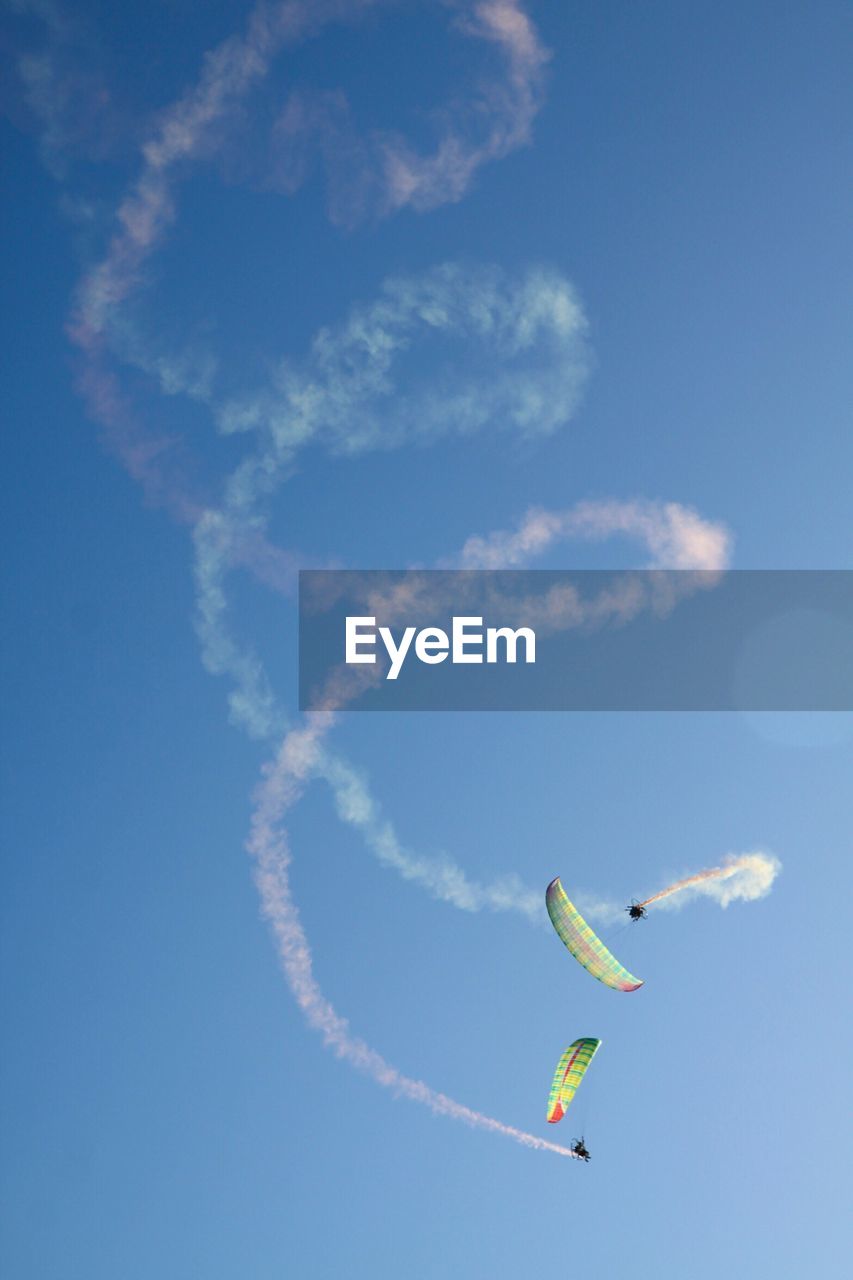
[15,0,769,1161]
[42,0,579,1161]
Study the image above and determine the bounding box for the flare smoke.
[638,852,781,911]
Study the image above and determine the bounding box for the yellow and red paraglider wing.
[546,1037,601,1124]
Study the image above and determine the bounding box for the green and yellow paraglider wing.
[546,877,644,992]
[546,1038,601,1124]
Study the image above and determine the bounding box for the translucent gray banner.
[298,570,853,712]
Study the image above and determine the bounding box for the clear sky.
[2,3,852,1277]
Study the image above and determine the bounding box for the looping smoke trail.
[284,500,732,922]
[43,0,552,553]
[248,711,579,1159]
[30,0,583,1158]
[637,852,781,911]
[16,1,769,1159]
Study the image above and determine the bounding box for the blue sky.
[2,3,852,1277]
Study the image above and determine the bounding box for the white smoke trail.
[44,0,550,547]
[193,489,732,917]
[248,709,579,1158]
[192,489,735,913]
[268,0,549,225]
[317,748,545,920]
[299,498,732,920]
[455,498,733,572]
[18,1,772,1157]
[637,851,781,912]
[193,260,591,738]
[34,0,582,1156]
[65,0,548,347]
